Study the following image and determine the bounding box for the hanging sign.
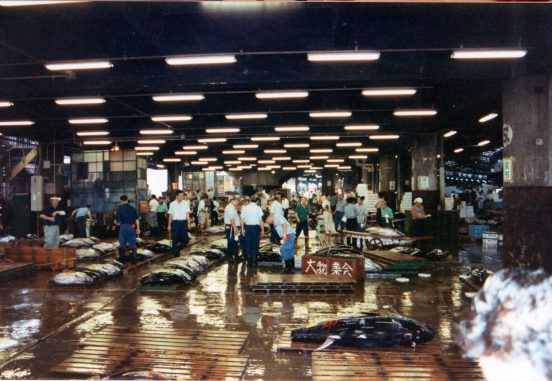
[503,158,513,183]
[418,176,429,190]
[389,181,395,191]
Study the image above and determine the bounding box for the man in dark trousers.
[167,190,190,258]
[240,196,264,267]
[295,196,310,250]
[224,196,241,263]
[115,195,140,263]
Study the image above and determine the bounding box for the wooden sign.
[302,254,364,280]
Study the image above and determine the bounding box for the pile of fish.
[92,242,118,254]
[61,237,100,248]
[256,242,282,263]
[460,268,494,285]
[51,261,125,286]
[59,234,74,244]
[140,254,212,286]
[76,248,101,260]
[291,312,435,350]
[0,235,16,243]
[136,248,155,260]
[209,239,229,253]
[146,239,173,253]
[205,226,225,233]
[366,227,405,237]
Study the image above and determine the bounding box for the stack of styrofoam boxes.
[482,231,499,247]
[400,192,413,213]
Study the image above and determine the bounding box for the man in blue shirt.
[334,194,346,232]
[115,195,140,263]
[40,196,64,248]
[71,204,92,238]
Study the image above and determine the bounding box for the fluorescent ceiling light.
[451,49,527,60]
[454,148,464,153]
[135,146,160,151]
[138,139,166,144]
[307,51,380,62]
[282,166,297,170]
[175,151,197,156]
[68,118,108,125]
[206,128,240,134]
[310,156,329,160]
[292,160,310,164]
[152,94,205,102]
[258,167,271,171]
[310,135,339,141]
[226,113,268,120]
[338,166,352,170]
[206,166,223,170]
[198,158,217,162]
[284,143,310,148]
[228,167,241,172]
[443,130,457,138]
[256,91,309,99]
[310,149,332,153]
[55,97,105,105]
[183,145,208,150]
[165,55,236,66]
[327,159,344,163]
[273,156,291,161]
[268,165,281,169]
[479,113,498,123]
[0,101,13,107]
[156,164,165,169]
[251,136,280,142]
[238,157,257,162]
[309,111,351,118]
[477,140,491,147]
[258,160,276,164]
[264,149,286,154]
[362,88,416,96]
[225,161,241,165]
[45,60,112,71]
[191,161,208,166]
[198,138,226,143]
[349,155,368,159]
[82,140,111,146]
[223,150,245,155]
[238,165,252,170]
[140,129,174,135]
[336,142,362,147]
[163,158,181,163]
[369,135,400,140]
[0,1,87,6]
[0,120,34,126]
[393,109,437,117]
[355,148,379,153]
[324,164,339,168]
[151,115,192,122]
[136,152,154,156]
[234,144,258,149]
[297,165,311,169]
[344,125,380,131]
[275,126,310,132]
[305,169,316,173]
[76,130,109,137]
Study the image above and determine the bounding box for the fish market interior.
[0,1,551,381]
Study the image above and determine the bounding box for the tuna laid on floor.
[190,248,225,259]
[76,248,101,259]
[291,312,435,350]
[140,268,192,285]
[52,272,94,285]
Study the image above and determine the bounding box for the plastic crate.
[469,224,490,239]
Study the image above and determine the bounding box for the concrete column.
[379,154,397,192]
[411,133,439,210]
[321,169,335,195]
[39,142,64,198]
[502,74,552,273]
[167,164,180,192]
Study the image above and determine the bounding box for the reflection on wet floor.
[0,234,501,380]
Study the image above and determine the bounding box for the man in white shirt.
[224,196,241,263]
[207,188,214,199]
[241,196,264,267]
[269,197,283,243]
[281,196,290,219]
[148,195,159,236]
[167,190,190,257]
[355,196,368,249]
[264,213,295,273]
[322,195,337,234]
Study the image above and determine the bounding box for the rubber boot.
[173,248,180,258]
[118,248,126,262]
[305,237,310,250]
[252,255,258,268]
[287,259,295,273]
[130,248,137,265]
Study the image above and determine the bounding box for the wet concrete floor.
[0,233,502,380]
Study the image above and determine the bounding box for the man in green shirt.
[295,196,310,250]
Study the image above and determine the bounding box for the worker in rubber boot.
[265,213,295,273]
[167,190,191,258]
[295,196,310,250]
[224,196,241,263]
[115,195,140,263]
[241,196,264,267]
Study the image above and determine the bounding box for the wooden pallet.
[79,326,249,355]
[51,347,249,380]
[311,351,484,380]
[251,274,357,293]
[0,261,35,282]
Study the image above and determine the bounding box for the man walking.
[115,195,140,263]
[224,196,241,263]
[40,196,64,248]
[167,190,190,258]
[241,196,264,267]
[294,196,310,250]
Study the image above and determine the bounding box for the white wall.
[147,169,168,197]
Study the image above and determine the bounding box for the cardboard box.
[301,254,364,280]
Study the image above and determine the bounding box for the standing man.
[334,194,346,232]
[115,195,140,263]
[167,190,190,258]
[207,188,214,199]
[224,196,241,263]
[269,197,283,243]
[265,213,295,273]
[40,196,64,248]
[281,195,290,219]
[295,196,310,250]
[241,196,264,267]
[71,204,92,238]
[322,194,338,234]
[156,197,168,234]
[344,197,358,248]
[148,195,159,236]
[355,196,369,249]
[211,198,220,226]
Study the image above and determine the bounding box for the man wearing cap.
[264,213,295,273]
[224,196,241,263]
[241,196,264,267]
[411,198,428,236]
[40,196,65,248]
[167,190,190,258]
[115,195,140,263]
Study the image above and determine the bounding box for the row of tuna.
[51,261,126,285]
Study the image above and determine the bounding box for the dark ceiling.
[0,1,551,169]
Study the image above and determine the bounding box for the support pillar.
[167,164,180,193]
[379,154,398,209]
[39,142,65,198]
[502,74,552,273]
[411,133,439,210]
[321,169,335,195]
